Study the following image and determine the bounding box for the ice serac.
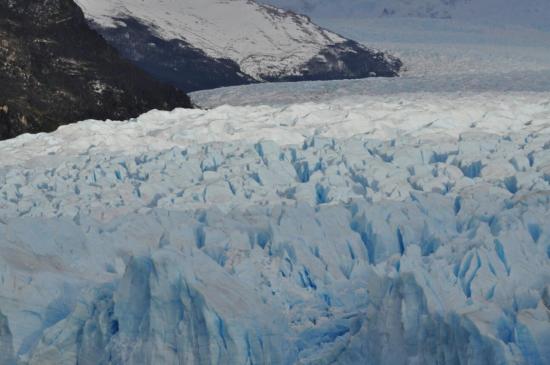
[1,130,550,363]
[0,0,191,140]
[28,250,292,365]
[0,310,16,365]
[74,0,401,91]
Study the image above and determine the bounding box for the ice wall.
[1,127,549,364]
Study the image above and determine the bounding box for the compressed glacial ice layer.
[25,251,293,365]
[0,310,16,365]
[1,130,550,219]
[0,124,549,363]
[191,76,550,108]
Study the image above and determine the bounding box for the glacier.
[0,85,549,364]
[1,1,549,362]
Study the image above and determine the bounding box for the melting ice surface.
[0,86,549,364]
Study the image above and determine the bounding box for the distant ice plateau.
[263,0,550,30]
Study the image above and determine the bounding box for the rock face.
[75,0,402,92]
[0,0,191,140]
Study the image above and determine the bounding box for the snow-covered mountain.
[264,0,550,28]
[74,0,402,91]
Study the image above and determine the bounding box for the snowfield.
[1,11,550,364]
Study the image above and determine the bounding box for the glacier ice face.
[27,251,293,365]
[2,129,550,219]
[0,85,549,364]
[1,124,549,363]
[0,309,16,365]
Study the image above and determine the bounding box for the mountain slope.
[75,0,402,92]
[0,0,191,140]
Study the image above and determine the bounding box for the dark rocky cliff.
[0,0,191,140]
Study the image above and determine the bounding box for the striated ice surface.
[0,97,549,363]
